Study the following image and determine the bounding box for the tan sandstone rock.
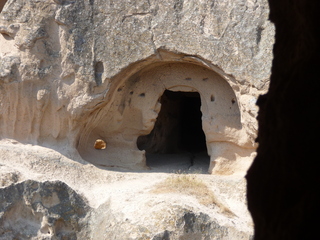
[0,0,274,238]
[0,0,274,174]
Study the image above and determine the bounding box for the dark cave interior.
[137,90,209,170]
[246,0,320,239]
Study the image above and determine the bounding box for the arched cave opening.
[137,90,210,172]
[78,61,243,172]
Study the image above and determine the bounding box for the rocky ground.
[0,139,253,239]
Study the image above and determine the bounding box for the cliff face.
[0,0,274,239]
[0,0,274,173]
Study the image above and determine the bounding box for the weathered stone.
[0,56,20,83]
[0,0,274,174]
[0,142,254,239]
[0,180,90,240]
[0,164,20,187]
[88,203,252,240]
[0,0,274,236]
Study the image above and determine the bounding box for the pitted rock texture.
[0,180,90,240]
[0,0,273,172]
[152,211,252,240]
[86,200,252,240]
[0,0,273,238]
[0,143,254,239]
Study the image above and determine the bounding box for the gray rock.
[0,56,20,83]
[152,211,252,240]
[0,180,90,240]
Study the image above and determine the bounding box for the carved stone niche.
[77,58,255,174]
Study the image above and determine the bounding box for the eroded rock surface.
[0,0,274,173]
[0,0,273,238]
[0,180,90,240]
[0,179,252,239]
[0,143,253,239]
[152,211,251,240]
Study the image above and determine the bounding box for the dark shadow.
[94,61,104,86]
[0,0,7,13]
[137,90,210,173]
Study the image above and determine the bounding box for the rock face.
[0,141,254,239]
[152,212,250,240]
[0,0,274,174]
[0,180,90,239]
[0,0,274,238]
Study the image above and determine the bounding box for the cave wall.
[246,0,320,239]
[77,62,255,174]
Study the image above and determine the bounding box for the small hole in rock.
[231,98,236,104]
[130,91,134,95]
[117,87,122,92]
[210,95,215,102]
[185,77,192,81]
[139,93,145,97]
[203,77,208,81]
[94,139,106,150]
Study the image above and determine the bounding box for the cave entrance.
[137,90,210,173]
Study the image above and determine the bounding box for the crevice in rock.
[122,12,153,22]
